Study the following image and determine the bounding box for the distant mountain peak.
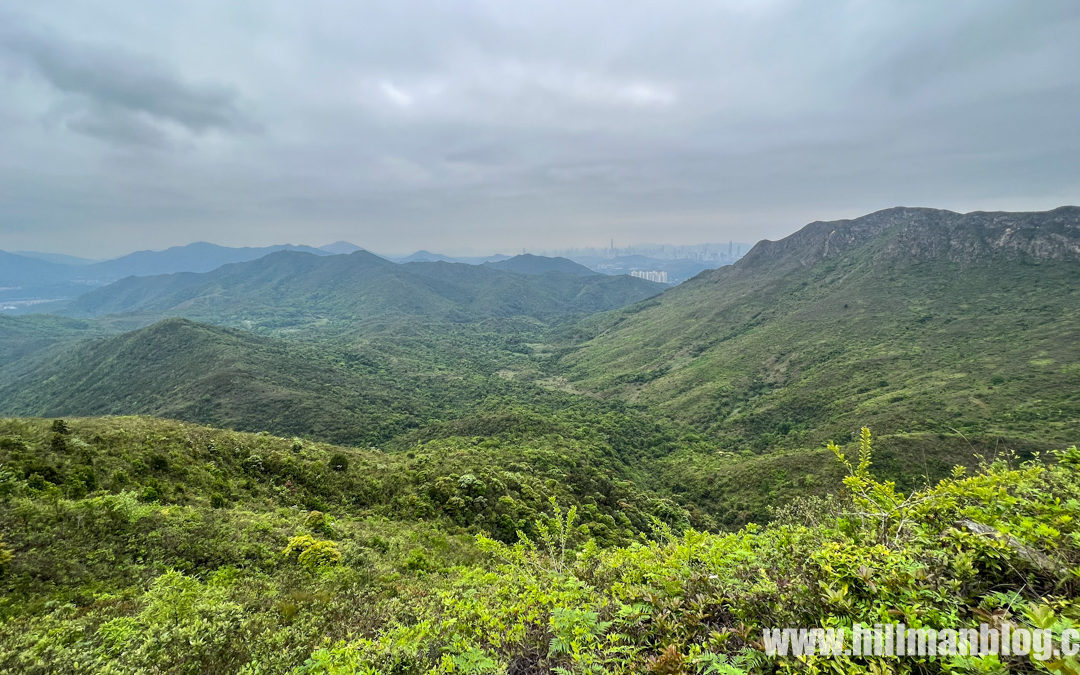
[484,254,598,277]
[319,241,363,255]
[398,250,456,263]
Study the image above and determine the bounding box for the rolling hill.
[61,250,665,327]
[0,251,75,287]
[484,253,597,277]
[80,242,332,281]
[561,207,1080,450]
[1,243,336,308]
[0,318,495,445]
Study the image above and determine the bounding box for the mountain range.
[2,205,1079,672]
[2,206,1077,517]
[58,251,665,327]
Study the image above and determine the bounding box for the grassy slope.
[0,318,507,445]
[555,214,1080,524]
[562,257,1079,450]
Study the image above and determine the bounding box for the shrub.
[0,535,12,572]
[328,453,349,472]
[403,547,434,572]
[138,485,161,503]
[283,534,342,569]
[304,510,335,536]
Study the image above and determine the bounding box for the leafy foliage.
[1,415,1077,673]
[306,434,1080,674]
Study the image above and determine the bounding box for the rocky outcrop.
[736,206,1080,273]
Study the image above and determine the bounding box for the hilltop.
[484,253,598,277]
[736,205,1080,272]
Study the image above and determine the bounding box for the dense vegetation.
[0,318,522,446]
[2,419,1077,672]
[0,207,1077,672]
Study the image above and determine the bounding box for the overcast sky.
[1,1,1078,258]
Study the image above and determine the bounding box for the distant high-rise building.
[630,269,669,284]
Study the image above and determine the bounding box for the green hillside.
[561,208,1080,452]
[0,318,508,445]
[0,315,104,368]
[62,250,664,328]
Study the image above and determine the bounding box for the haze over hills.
[318,241,363,255]
[483,253,597,277]
[82,242,332,280]
[0,251,75,287]
[11,251,97,266]
[0,252,96,310]
[2,242,332,286]
[0,241,708,311]
[0,242,334,309]
[543,242,753,284]
[59,250,665,327]
[390,250,513,265]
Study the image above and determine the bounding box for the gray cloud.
[0,0,1077,257]
[0,10,252,145]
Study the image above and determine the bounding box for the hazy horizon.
[11,236,763,262]
[2,1,1079,258]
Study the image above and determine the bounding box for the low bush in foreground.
[1,425,1077,673]
[305,432,1080,674]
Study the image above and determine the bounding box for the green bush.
[283,534,342,569]
[327,453,349,472]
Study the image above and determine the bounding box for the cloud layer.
[1,1,1078,257]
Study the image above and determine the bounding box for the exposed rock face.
[737,206,1080,273]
